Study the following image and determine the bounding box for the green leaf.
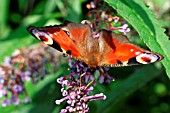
[55,0,83,22]
[44,0,57,14]
[0,16,48,62]
[66,0,82,22]
[104,0,170,78]
[0,0,9,38]
[0,0,8,26]
[96,65,162,113]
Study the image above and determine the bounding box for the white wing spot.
[123,61,128,65]
[130,49,134,52]
[54,33,57,36]
[135,51,140,55]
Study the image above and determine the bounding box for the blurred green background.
[0,0,170,113]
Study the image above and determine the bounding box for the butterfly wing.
[27,21,92,62]
[98,30,163,67]
[27,22,163,67]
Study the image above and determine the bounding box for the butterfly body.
[27,21,163,67]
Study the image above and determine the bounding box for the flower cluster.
[68,58,114,84]
[55,58,114,113]
[56,74,106,113]
[0,44,59,106]
[86,0,130,35]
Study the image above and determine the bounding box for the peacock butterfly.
[27,21,163,68]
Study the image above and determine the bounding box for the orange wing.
[27,21,92,62]
[99,30,163,67]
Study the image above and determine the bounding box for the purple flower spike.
[0,44,59,107]
[68,59,114,85]
[56,73,107,113]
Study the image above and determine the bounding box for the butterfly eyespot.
[63,30,70,36]
[31,29,53,45]
[136,53,159,64]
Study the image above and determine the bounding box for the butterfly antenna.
[79,72,86,90]
[84,79,95,90]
